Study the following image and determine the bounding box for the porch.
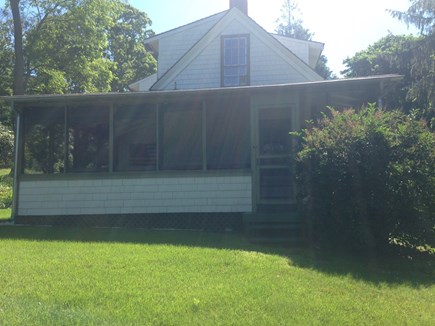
[7,75,400,232]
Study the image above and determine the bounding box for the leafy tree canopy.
[1,0,156,94]
[343,0,434,117]
[388,0,435,35]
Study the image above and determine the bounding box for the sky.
[130,0,417,76]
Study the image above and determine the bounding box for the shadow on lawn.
[0,225,433,287]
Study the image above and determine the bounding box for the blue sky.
[130,0,417,76]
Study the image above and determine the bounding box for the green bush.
[0,122,14,168]
[296,105,434,251]
[0,185,12,209]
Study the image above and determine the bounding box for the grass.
[0,227,433,325]
[0,168,12,220]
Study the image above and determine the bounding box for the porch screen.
[67,106,109,172]
[206,97,250,169]
[160,103,202,170]
[114,105,156,171]
[23,107,65,174]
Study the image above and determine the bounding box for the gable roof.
[128,73,157,92]
[272,34,324,69]
[144,11,228,56]
[150,7,322,91]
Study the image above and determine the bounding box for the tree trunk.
[10,0,25,95]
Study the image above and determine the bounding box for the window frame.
[221,34,250,87]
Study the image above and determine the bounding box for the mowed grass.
[0,227,433,325]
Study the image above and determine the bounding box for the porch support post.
[64,106,69,173]
[250,101,257,213]
[109,103,114,173]
[377,80,384,108]
[202,100,207,171]
[156,103,160,171]
[12,103,22,222]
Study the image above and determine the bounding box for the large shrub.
[296,105,434,250]
[0,122,14,168]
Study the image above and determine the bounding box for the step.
[244,212,301,224]
[248,223,302,231]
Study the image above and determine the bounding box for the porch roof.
[2,74,402,106]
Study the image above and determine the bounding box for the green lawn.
[0,227,433,325]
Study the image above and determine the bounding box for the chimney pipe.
[230,0,248,15]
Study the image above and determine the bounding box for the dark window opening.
[160,103,202,170]
[67,106,109,172]
[114,105,156,171]
[23,107,65,174]
[258,108,292,156]
[206,97,251,169]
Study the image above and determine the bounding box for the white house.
[6,0,401,232]
[129,0,324,91]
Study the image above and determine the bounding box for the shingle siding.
[158,15,223,78]
[161,19,311,90]
[18,175,252,216]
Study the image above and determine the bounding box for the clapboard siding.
[161,19,312,90]
[18,175,252,216]
[157,14,224,78]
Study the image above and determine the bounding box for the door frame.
[251,101,299,212]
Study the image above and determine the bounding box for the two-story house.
[7,0,401,232]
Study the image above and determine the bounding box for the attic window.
[222,35,249,87]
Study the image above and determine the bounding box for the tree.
[315,55,334,80]
[388,0,435,35]
[2,0,156,94]
[9,0,24,95]
[0,9,14,127]
[389,0,435,113]
[275,0,334,79]
[0,122,14,168]
[342,35,420,110]
[107,4,156,92]
[343,1,435,116]
[275,0,312,40]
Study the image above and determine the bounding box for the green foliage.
[0,9,13,97]
[296,105,435,250]
[0,122,14,168]
[344,1,435,116]
[342,35,421,110]
[315,54,335,80]
[0,168,12,209]
[107,3,157,92]
[0,185,12,209]
[1,0,156,94]
[0,208,11,220]
[388,0,435,35]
